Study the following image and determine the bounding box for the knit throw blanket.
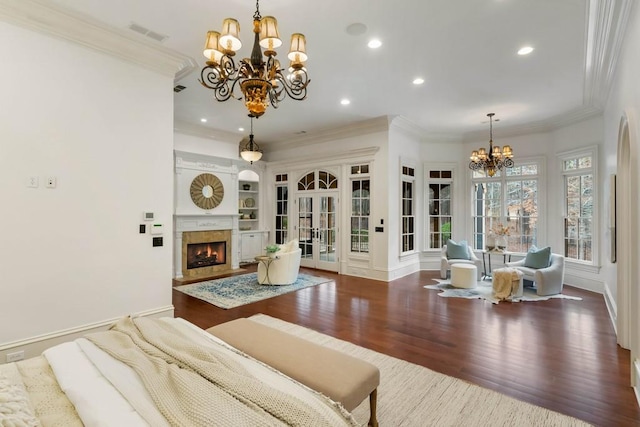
[492,268,522,301]
[86,317,356,427]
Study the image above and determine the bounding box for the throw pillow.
[446,239,470,260]
[286,239,299,252]
[524,246,552,269]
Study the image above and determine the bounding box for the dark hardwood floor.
[173,266,640,426]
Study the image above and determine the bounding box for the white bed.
[0,316,358,427]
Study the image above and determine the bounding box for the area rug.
[248,314,589,426]
[174,273,331,309]
[424,279,582,304]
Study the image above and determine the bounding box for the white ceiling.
[49,0,602,145]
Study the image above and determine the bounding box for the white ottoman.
[450,264,477,288]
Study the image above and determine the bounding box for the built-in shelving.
[239,180,259,231]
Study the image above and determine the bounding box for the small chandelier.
[240,117,263,164]
[199,0,310,118]
[469,113,514,177]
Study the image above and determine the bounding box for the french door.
[297,192,339,272]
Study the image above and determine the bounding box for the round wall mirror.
[190,173,224,210]
[202,185,213,198]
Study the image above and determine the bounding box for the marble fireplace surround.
[174,215,239,280]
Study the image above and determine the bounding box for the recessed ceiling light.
[413,78,425,85]
[518,46,534,55]
[238,127,244,132]
[368,39,382,49]
[341,99,351,105]
[200,118,207,123]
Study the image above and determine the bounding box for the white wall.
[0,22,174,346]
[386,120,424,279]
[603,0,640,376]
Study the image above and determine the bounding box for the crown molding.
[390,116,462,143]
[584,0,634,108]
[265,116,391,150]
[265,146,380,168]
[174,120,242,144]
[462,105,603,142]
[0,0,197,81]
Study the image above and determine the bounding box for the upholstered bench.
[207,318,380,427]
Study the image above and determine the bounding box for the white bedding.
[39,317,355,427]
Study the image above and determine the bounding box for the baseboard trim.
[0,305,174,364]
[634,360,640,406]
[602,282,618,334]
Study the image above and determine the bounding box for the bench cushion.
[207,318,380,412]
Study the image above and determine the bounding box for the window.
[427,168,453,248]
[472,162,540,252]
[401,165,415,254]
[275,174,288,244]
[560,149,596,263]
[350,165,370,253]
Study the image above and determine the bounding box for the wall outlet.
[46,176,57,188]
[6,350,25,362]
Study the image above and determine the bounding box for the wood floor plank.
[173,267,640,426]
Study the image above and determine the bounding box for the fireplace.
[186,241,226,269]
[181,229,232,279]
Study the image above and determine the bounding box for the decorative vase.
[268,252,277,259]
[496,235,508,251]
[243,184,251,191]
[486,236,496,251]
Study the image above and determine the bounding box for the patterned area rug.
[249,314,590,426]
[174,273,331,309]
[424,279,582,304]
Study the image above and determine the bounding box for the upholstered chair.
[506,250,565,296]
[257,240,302,285]
[440,241,482,281]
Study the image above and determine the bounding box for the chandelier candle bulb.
[220,18,242,52]
[259,16,282,51]
[203,31,223,65]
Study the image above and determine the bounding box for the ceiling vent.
[174,85,187,93]
[128,22,168,43]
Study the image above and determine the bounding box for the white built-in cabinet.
[240,231,268,262]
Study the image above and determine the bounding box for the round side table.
[255,255,279,285]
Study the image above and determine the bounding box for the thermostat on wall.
[143,212,154,221]
[150,224,164,235]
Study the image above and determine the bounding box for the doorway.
[616,112,639,379]
[295,170,340,272]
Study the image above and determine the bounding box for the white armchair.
[506,253,565,296]
[440,244,482,281]
[257,241,302,285]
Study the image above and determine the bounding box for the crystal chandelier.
[240,117,263,164]
[469,113,514,177]
[199,0,310,118]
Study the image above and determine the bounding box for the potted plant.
[265,244,281,258]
